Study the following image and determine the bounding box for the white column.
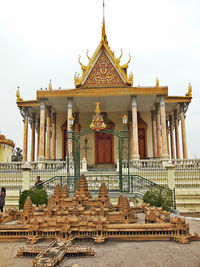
[23,108,29,162]
[160,96,168,158]
[39,99,46,160]
[180,103,188,159]
[67,98,73,158]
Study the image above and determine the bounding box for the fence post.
[22,162,32,190]
[81,157,87,172]
[166,163,175,190]
[116,159,119,172]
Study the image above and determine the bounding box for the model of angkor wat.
[0,174,199,245]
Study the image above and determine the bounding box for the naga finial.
[74,73,80,86]
[49,79,52,91]
[185,83,192,97]
[121,53,131,69]
[116,49,123,65]
[16,87,23,102]
[78,55,87,72]
[86,49,91,61]
[155,77,159,88]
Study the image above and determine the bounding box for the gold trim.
[37,86,168,98]
[166,96,192,103]
[17,100,40,107]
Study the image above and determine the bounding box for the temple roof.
[74,14,133,88]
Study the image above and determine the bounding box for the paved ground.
[0,217,200,267]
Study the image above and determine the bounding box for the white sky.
[0,0,200,158]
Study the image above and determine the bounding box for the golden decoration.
[16,87,23,102]
[74,73,80,86]
[49,80,52,91]
[155,77,159,88]
[83,50,124,87]
[90,102,106,131]
[116,49,123,65]
[78,55,87,72]
[121,53,131,69]
[86,49,91,61]
[185,83,192,97]
[127,72,133,84]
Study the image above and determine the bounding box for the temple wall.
[0,144,13,162]
[140,111,153,158]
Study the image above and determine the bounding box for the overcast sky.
[0,0,200,159]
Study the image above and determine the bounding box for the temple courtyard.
[0,216,199,267]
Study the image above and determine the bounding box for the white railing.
[0,159,200,190]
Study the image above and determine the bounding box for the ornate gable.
[74,18,133,88]
[83,50,125,87]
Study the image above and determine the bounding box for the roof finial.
[49,79,52,91]
[102,0,107,41]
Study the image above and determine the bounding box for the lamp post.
[67,115,74,160]
[122,114,128,127]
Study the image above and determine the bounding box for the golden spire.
[101,0,107,42]
[95,102,101,113]
[185,82,192,97]
[49,79,52,91]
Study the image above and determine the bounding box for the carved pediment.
[82,50,125,87]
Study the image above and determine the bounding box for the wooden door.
[138,128,146,159]
[96,132,113,164]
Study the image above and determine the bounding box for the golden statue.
[185,83,192,97]
[16,87,23,102]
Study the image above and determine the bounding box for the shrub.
[19,189,48,210]
[143,186,173,211]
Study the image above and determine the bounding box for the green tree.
[143,186,173,211]
[12,147,23,161]
[19,189,48,210]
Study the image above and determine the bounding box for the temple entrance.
[95,132,113,164]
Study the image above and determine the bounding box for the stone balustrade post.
[22,162,32,190]
[166,163,175,190]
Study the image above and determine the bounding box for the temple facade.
[16,15,192,166]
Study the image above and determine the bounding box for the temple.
[16,7,192,164]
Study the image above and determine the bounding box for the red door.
[96,132,113,164]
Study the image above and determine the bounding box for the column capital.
[159,95,165,106]
[40,99,46,109]
[67,98,73,109]
[131,95,137,108]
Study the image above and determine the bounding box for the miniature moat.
[0,174,200,266]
